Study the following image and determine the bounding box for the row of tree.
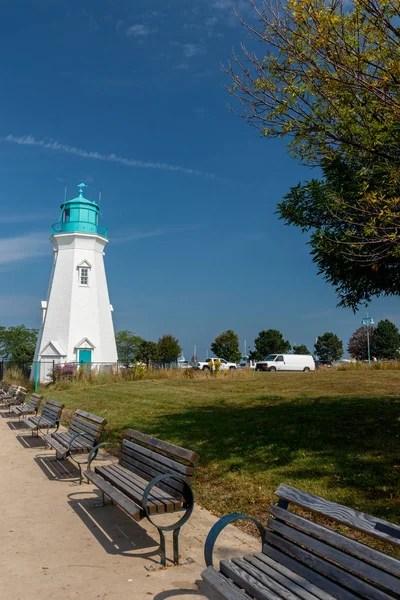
[210,321,400,363]
[348,320,400,361]
[0,326,38,363]
[116,331,181,367]
[2,320,400,366]
[210,329,343,362]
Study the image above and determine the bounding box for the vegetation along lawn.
[48,370,400,546]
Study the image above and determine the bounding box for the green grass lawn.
[47,370,400,538]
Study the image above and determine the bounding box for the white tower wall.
[33,231,117,380]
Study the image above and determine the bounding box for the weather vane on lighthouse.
[77,182,87,198]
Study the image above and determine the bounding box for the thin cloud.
[0,212,53,224]
[126,24,157,37]
[183,43,205,58]
[4,134,217,179]
[0,232,49,265]
[113,227,192,245]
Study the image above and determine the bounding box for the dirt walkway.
[0,409,259,599]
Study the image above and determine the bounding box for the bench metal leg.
[173,527,181,565]
[77,462,83,485]
[91,492,111,508]
[159,530,167,567]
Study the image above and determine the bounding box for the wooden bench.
[202,484,400,599]
[11,393,43,420]
[0,385,24,407]
[23,399,64,436]
[44,409,107,484]
[0,383,13,398]
[84,429,200,566]
[4,387,27,411]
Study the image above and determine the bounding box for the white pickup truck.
[196,358,237,371]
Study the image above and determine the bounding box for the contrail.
[5,134,216,178]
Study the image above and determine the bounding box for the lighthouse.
[33,183,118,381]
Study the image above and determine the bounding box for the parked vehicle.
[255,354,315,372]
[315,360,333,369]
[196,358,237,371]
[238,355,257,369]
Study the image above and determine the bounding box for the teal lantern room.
[52,183,108,238]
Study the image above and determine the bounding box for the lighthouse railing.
[51,221,108,237]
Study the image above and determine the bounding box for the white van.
[255,354,315,372]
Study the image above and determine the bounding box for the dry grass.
[338,361,400,370]
[2,365,31,387]
[46,364,258,390]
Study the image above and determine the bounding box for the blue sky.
[1,0,399,359]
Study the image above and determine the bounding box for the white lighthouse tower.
[33,183,118,381]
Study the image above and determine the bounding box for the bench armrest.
[204,514,266,567]
[86,442,119,470]
[142,473,194,531]
[67,432,97,464]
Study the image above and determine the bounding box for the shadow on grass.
[141,395,400,521]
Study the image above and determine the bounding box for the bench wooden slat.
[123,438,194,476]
[45,399,64,409]
[260,546,360,600]
[97,464,179,514]
[55,432,91,450]
[120,448,188,498]
[104,465,164,513]
[75,409,106,425]
[234,556,317,600]
[250,553,337,600]
[126,429,199,465]
[84,469,143,521]
[202,566,250,600]
[275,484,400,548]
[242,555,332,600]
[268,519,400,595]
[122,441,192,483]
[71,415,104,435]
[264,531,394,600]
[69,422,97,442]
[220,559,287,600]
[96,465,158,515]
[110,464,182,512]
[43,435,68,457]
[45,433,90,455]
[270,504,400,578]
[23,416,55,430]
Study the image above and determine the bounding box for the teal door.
[79,349,92,364]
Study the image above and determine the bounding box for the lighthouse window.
[64,209,71,223]
[80,268,89,286]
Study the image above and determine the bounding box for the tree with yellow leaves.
[228,0,400,308]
